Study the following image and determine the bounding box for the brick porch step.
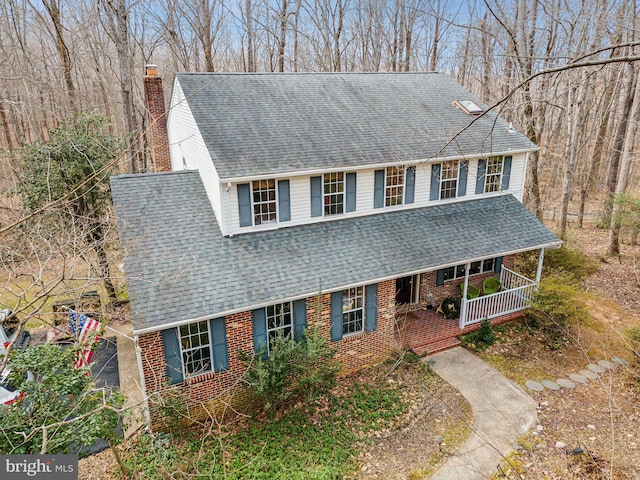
[411,336,461,356]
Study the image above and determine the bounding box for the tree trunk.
[603,63,636,224]
[608,64,640,254]
[41,0,78,112]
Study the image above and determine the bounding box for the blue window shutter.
[162,328,184,384]
[209,317,229,372]
[373,169,385,208]
[494,256,503,273]
[475,159,487,194]
[278,179,291,222]
[252,308,268,357]
[501,156,512,191]
[293,299,307,340]
[365,284,378,332]
[430,164,441,201]
[458,161,468,197]
[436,269,445,286]
[346,172,357,212]
[237,183,252,227]
[310,176,322,217]
[405,166,415,204]
[330,291,343,341]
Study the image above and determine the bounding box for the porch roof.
[111,170,561,334]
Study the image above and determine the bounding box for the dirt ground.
[482,224,640,480]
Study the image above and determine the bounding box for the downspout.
[535,248,545,287]
[134,334,152,432]
[225,182,233,237]
[459,262,471,329]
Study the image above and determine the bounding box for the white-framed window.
[324,172,344,215]
[440,160,459,199]
[440,258,497,282]
[179,321,212,376]
[265,302,293,354]
[385,166,405,206]
[252,179,277,225]
[484,156,504,193]
[342,286,364,335]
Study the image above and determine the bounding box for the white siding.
[167,89,530,236]
[168,81,225,233]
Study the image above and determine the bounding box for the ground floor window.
[439,257,498,282]
[342,286,364,335]
[179,321,212,375]
[266,302,293,354]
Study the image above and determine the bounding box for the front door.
[396,275,417,305]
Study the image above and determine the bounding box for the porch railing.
[459,267,537,329]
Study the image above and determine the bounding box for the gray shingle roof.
[111,171,560,334]
[173,72,536,179]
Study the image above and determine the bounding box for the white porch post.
[535,248,545,285]
[459,262,471,329]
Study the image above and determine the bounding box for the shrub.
[459,319,496,350]
[524,275,587,349]
[240,328,340,415]
[516,244,597,284]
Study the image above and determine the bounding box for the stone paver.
[569,373,588,383]
[597,359,616,370]
[524,357,628,393]
[580,369,599,379]
[541,379,560,390]
[525,380,544,392]
[427,348,537,480]
[587,363,606,373]
[557,378,576,389]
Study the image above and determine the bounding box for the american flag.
[68,309,102,369]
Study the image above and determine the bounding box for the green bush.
[524,275,587,349]
[240,328,340,415]
[459,319,496,350]
[516,244,597,284]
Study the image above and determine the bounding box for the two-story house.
[111,69,561,420]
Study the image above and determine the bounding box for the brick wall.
[143,71,171,173]
[139,279,399,424]
[418,255,516,309]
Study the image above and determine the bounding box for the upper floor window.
[312,173,356,217]
[374,167,415,209]
[385,166,404,206]
[238,179,291,228]
[324,172,344,215]
[484,156,503,193]
[252,179,277,225]
[430,161,468,201]
[440,161,459,199]
[476,156,511,195]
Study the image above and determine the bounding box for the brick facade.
[138,261,516,423]
[138,279,399,423]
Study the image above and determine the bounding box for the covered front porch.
[396,250,545,355]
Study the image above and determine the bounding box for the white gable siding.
[168,81,225,232]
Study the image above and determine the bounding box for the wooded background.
[1,0,639,248]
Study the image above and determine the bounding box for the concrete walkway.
[426,347,537,480]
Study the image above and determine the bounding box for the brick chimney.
[143,64,172,173]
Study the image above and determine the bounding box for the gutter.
[133,239,562,336]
